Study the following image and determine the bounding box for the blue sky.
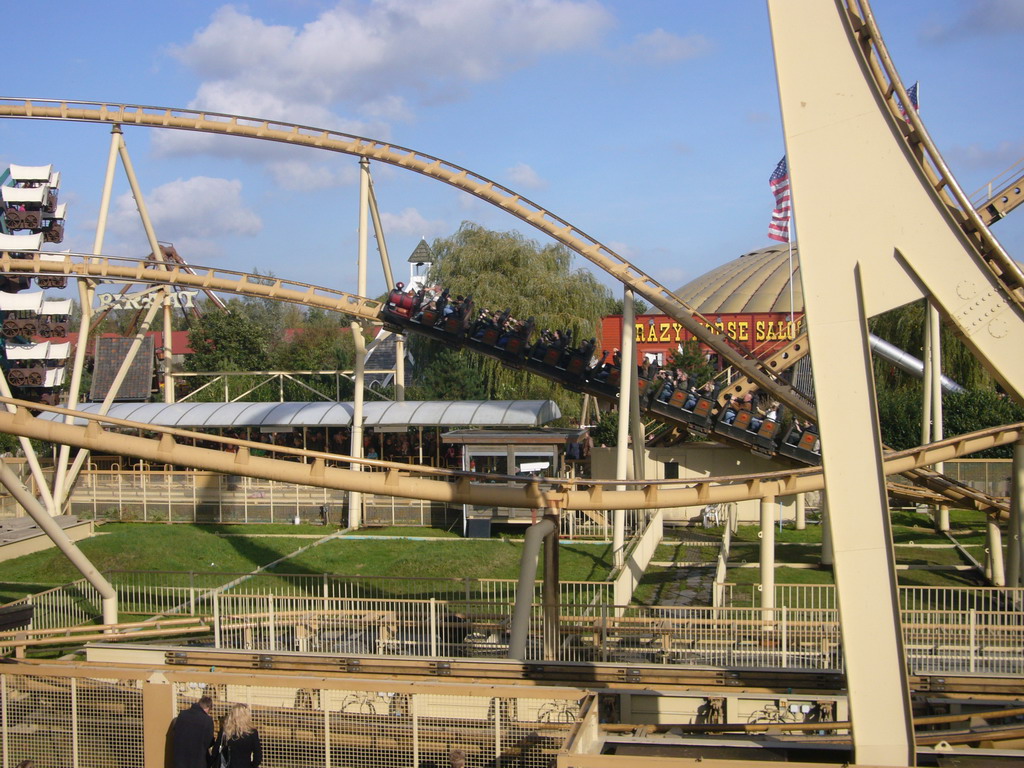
[1,0,1021,303]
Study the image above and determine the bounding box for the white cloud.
[922,0,1024,42]
[159,1,612,187]
[172,1,613,114]
[266,159,359,191]
[947,140,1024,172]
[380,207,448,238]
[624,29,713,64]
[108,177,262,244]
[506,162,548,190]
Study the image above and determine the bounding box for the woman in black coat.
[215,704,262,768]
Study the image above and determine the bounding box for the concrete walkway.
[641,530,721,607]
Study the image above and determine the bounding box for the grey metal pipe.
[869,333,965,394]
[0,461,117,624]
[508,517,555,660]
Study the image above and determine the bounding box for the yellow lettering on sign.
[672,323,683,341]
[726,321,737,339]
[755,320,766,341]
[635,324,644,343]
[647,325,659,343]
[738,321,750,342]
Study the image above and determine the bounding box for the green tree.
[665,340,715,386]
[185,301,272,373]
[409,348,489,401]
[590,409,618,448]
[412,222,613,418]
[869,299,1023,454]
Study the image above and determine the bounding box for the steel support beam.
[769,3,913,761]
[0,461,117,623]
[987,517,1006,587]
[613,288,636,568]
[509,517,555,660]
[759,495,776,620]
[1009,438,1024,587]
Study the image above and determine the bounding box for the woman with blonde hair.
[215,704,262,768]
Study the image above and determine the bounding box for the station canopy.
[37,400,561,429]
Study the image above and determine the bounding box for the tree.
[665,340,715,386]
[185,301,272,373]
[869,299,1023,454]
[412,222,614,418]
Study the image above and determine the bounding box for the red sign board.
[600,313,804,364]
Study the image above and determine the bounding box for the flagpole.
[787,230,795,327]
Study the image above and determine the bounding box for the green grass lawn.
[0,523,615,605]
[281,538,613,581]
[0,524,312,586]
[653,542,717,563]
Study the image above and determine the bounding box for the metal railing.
[0,578,102,630]
[101,570,614,618]
[0,665,580,768]
[207,595,1023,674]
[3,573,1021,675]
[68,470,351,523]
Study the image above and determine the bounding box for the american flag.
[767,156,791,243]
[899,81,919,121]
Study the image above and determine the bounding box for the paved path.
[642,531,721,607]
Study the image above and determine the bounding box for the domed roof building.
[675,244,803,316]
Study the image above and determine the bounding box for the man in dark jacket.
[173,695,214,768]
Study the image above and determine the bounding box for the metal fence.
[102,570,614,618]
[941,458,1012,498]
[68,470,351,524]
[2,574,1022,675]
[0,666,580,768]
[721,581,1024,615]
[0,579,102,630]
[206,595,1022,674]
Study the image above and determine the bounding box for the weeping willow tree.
[868,299,1024,454]
[869,299,993,392]
[408,222,615,420]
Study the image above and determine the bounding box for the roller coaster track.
[0,96,816,421]
[0,252,383,321]
[716,2,1024,412]
[153,648,1024,701]
[0,396,1018,511]
[0,251,1007,515]
[845,1,1024,308]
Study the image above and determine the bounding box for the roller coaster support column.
[927,302,949,531]
[771,1,929,759]
[1009,437,1024,587]
[59,132,174,507]
[53,127,122,514]
[347,159,371,527]
[542,506,561,661]
[509,516,556,661]
[117,130,174,398]
[986,515,1005,587]
[760,495,776,621]
[794,493,806,531]
[820,497,833,567]
[0,461,117,624]
[61,294,165,506]
[613,288,637,568]
[369,175,405,401]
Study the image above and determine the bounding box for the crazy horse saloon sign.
[96,290,198,311]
